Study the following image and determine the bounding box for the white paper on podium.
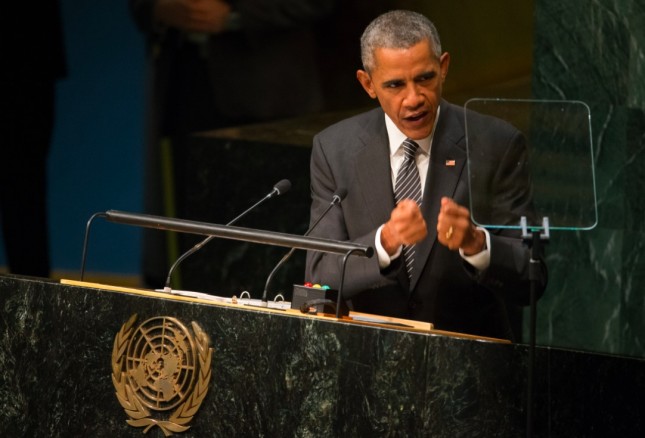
[156,289,292,310]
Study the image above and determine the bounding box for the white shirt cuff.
[375,225,402,269]
[459,227,491,271]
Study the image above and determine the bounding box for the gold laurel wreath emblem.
[111,314,213,436]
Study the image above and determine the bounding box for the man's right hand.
[154,0,231,34]
[381,199,428,255]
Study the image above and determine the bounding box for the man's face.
[357,40,450,140]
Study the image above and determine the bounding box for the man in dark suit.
[305,10,545,340]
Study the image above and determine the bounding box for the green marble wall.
[533,1,645,357]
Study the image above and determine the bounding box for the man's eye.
[417,73,436,82]
[384,81,403,89]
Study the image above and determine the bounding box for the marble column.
[533,0,645,357]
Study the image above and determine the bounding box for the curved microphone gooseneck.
[260,188,347,306]
[163,179,291,292]
[80,212,108,281]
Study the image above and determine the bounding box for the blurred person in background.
[129,0,335,287]
[0,1,67,278]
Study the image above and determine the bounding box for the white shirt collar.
[384,105,441,157]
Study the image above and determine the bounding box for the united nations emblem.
[111,314,213,435]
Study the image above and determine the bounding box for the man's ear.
[356,70,377,99]
[439,52,450,84]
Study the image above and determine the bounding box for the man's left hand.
[437,197,485,255]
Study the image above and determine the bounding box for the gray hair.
[360,10,442,72]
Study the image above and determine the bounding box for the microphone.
[260,188,347,305]
[163,179,291,292]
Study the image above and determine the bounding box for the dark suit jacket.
[305,100,545,340]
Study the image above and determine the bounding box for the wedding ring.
[446,226,454,240]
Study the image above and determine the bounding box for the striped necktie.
[394,138,423,281]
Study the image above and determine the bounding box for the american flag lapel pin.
[445,159,456,167]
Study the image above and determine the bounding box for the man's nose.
[403,84,424,107]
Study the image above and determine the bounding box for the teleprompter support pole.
[521,216,549,438]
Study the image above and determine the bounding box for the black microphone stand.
[80,212,107,281]
[335,249,365,319]
[261,193,343,306]
[163,197,266,292]
[163,181,290,292]
[522,216,549,438]
[81,209,373,284]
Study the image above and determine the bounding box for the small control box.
[291,283,348,316]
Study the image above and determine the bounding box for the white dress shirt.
[374,108,491,271]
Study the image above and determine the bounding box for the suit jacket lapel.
[353,110,411,288]
[410,102,467,291]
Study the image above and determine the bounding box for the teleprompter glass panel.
[464,99,598,231]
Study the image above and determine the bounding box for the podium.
[1,274,643,437]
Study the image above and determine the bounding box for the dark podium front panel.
[1,274,643,437]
